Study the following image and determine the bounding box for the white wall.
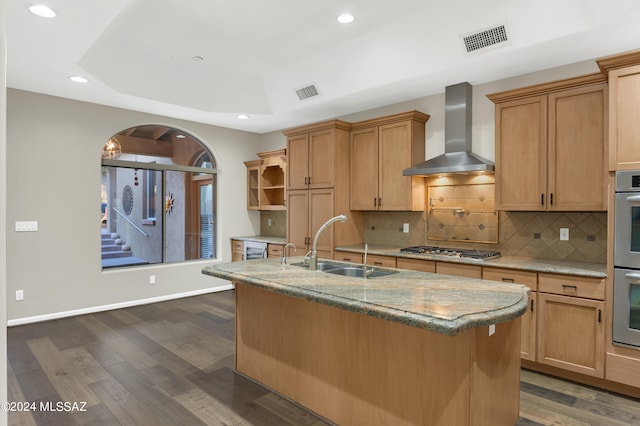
[6,90,262,322]
[1,1,8,423]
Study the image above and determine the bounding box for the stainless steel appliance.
[613,170,640,348]
[400,245,500,260]
[244,240,267,260]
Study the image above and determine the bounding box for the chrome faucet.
[363,243,374,279]
[281,242,296,265]
[309,215,348,270]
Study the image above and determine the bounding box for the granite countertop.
[202,257,529,336]
[232,235,287,244]
[336,244,607,278]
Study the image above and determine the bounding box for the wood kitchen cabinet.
[350,111,429,211]
[285,121,351,190]
[244,149,286,210]
[483,267,538,361]
[231,239,244,262]
[284,120,363,259]
[597,50,640,170]
[536,273,605,378]
[489,76,607,211]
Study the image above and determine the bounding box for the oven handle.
[625,272,640,281]
[625,195,640,203]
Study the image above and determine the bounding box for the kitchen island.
[202,258,530,425]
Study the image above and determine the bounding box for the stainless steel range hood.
[403,82,494,176]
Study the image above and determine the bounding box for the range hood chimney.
[403,82,494,176]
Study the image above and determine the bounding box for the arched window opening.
[100,125,217,269]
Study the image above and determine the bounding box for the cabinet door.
[379,121,414,211]
[548,84,606,211]
[436,262,482,279]
[350,127,379,210]
[520,292,537,361]
[494,96,547,210]
[287,190,309,251]
[396,257,436,273]
[245,163,260,210]
[365,254,396,268]
[308,129,335,189]
[309,189,335,254]
[537,293,604,377]
[609,64,640,170]
[287,134,309,190]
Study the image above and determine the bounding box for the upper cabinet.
[285,121,352,190]
[598,50,640,171]
[488,75,607,211]
[243,149,286,211]
[350,111,429,211]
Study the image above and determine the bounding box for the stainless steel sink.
[324,266,397,278]
[291,261,343,271]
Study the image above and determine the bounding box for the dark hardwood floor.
[6,289,640,425]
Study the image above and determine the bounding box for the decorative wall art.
[165,192,175,214]
[122,185,134,215]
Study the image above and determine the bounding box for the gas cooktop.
[400,246,501,260]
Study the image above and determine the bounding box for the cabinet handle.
[598,309,602,323]
[308,176,311,185]
[378,197,382,206]
[501,277,515,283]
[562,284,578,292]
[531,299,534,312]
[374,261,383,266]
[550,193,553,205]
[541,193,544,205]
[343,257,351,262]
[374,198,377,206]
[304,177,308,185]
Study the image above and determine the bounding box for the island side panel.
[471,320,522,426]
[235,283,478,425]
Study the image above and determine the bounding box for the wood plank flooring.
[6,289,640,425]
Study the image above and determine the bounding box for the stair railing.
[112,207,150,238]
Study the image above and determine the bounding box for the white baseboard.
[7,284,235,327]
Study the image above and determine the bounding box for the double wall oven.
[614,171,640,348]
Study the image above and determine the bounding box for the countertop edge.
[202,262,529,336]
[335,245,607,279]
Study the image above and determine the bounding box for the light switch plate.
[560,228,569,241]
[15,221,38,232]
[403,223,409,233]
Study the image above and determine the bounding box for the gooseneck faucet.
[310,215,348,270]
[281,242,296,265]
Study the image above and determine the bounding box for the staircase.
[101,230,149,268]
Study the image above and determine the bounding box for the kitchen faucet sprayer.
[310,215,348,270]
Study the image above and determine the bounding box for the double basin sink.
[292,261,397,279]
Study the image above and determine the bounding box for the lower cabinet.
[267,243,284,259]
[231,239,244,262]
[396,257,436,273]
[436,262,482,279]
[537,292,605,377]
[482,267,538,361]
[334,252,363,263]
[365,254,396,268]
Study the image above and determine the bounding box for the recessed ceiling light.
[69,76,89,83]
[337,13,355,24]
[237,114,250,120]
[29,4,56,18]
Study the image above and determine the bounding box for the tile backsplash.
[363,210,607,263]
[260,210,286,237]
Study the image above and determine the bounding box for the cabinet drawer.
[483,267,538,291]
[538,273,605,300]
[231,239,244,252]
[365,254,396,268]
[334,253,363,263]
[396,258,436,273]
[267,244,284,258]
[436,262,482,279]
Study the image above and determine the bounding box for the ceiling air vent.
[462,24,509,53]
[296,84,319,101]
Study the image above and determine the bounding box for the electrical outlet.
[16,289,24,301]
[560,228,569,241]
[15,221,38,232]
[403,223,410,233]
[149,275,156,285]
[267,219,273,227]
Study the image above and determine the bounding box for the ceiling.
[7,0,640,134]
